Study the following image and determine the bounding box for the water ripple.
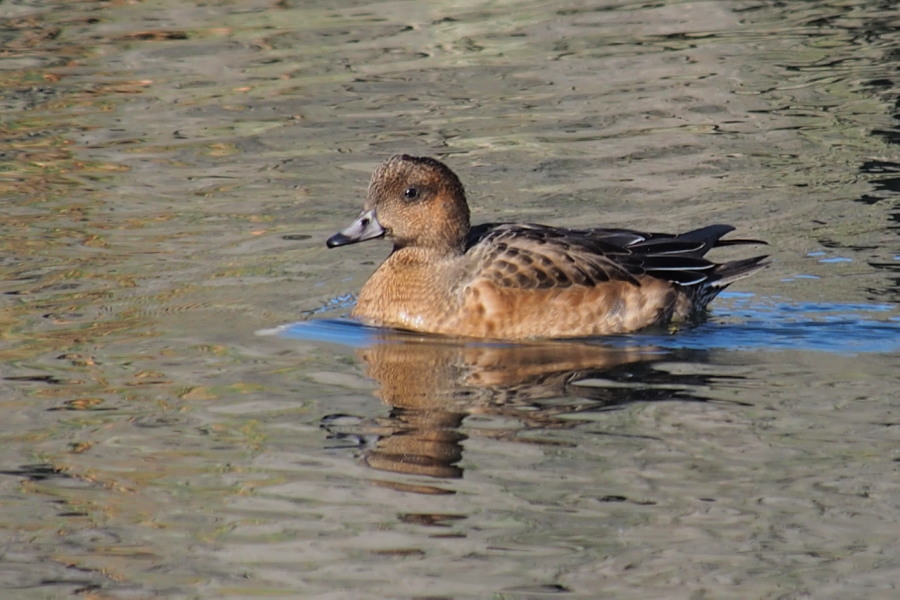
[270,293,899,355]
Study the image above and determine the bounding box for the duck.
[326,154,768,340]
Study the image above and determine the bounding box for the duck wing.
[465,223,766,290]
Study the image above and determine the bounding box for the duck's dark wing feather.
[465,223,767,290]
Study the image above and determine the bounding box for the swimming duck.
[327,154,768,339]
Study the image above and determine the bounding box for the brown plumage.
[326,154,768,339]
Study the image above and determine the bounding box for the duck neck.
[393,217,469,257]
[389,242,456,264]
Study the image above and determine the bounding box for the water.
[1,0,898,598]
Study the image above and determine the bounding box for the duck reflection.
[298,321,724,482]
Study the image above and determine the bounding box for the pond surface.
[1,0,897,598]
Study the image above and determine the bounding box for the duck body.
[327,155,768,340]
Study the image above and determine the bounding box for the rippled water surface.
[1,0,897,598]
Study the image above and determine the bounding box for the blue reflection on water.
[269,293,899,355]
[633,294,899,355]
[267,318,386,348]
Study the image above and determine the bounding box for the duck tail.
[695,255,770,308]
[711,255,770,287]
[676,224,768,255]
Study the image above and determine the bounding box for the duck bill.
[326,208,386,248]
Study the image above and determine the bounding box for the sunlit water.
[1,0,897,598]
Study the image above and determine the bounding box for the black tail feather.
[691,254,770,309]
[711,255,771,288]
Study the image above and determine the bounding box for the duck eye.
[404,187,419,200]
